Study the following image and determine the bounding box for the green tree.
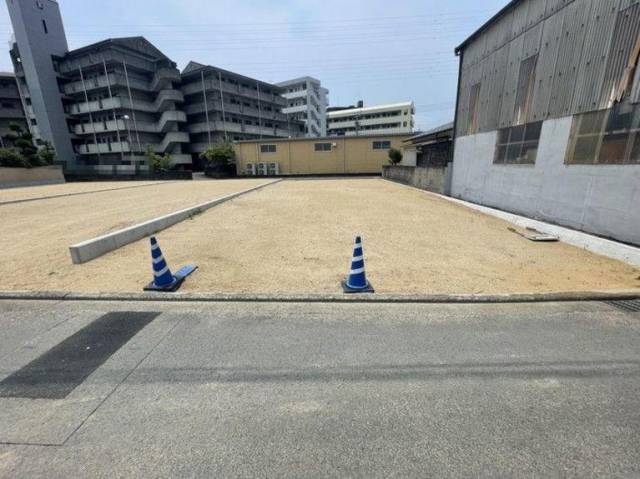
[0,148,27,167]
[145,145,173,172]
[8,123,38,167]
[200,142,236,169]
[34,140,56,166]
[388,147,403,165]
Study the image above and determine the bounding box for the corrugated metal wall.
[456,0,640,137]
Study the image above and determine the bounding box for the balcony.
[151,68,181,91]
[74,110,186,136]
[63,73,149,95]
[76,141,131,155]
[156,131,190,153]
[154,89,184,110]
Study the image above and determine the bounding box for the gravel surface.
[0,181,163,203]
[0,179,273,291]
[2,178,636,294]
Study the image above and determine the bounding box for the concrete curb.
[383,179,640,268]
[0,289,638,304]
[0,181,173,206]
[68,179,282,264]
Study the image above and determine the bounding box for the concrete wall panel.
[451,116,640,245]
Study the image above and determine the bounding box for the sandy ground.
[1,178,637,294]
[0,179,272,291]
[0,181,165,203]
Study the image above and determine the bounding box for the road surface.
[0,299,638,478]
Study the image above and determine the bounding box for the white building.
[327,102,414,137]
[277,77,328,137]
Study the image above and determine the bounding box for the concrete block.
[69,179,281,264]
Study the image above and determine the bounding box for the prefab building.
[234,134,411,176]
[452,0,640,245]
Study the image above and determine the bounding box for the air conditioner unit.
[268,162,279,175]
[257,162,268,176]
[245,163,256,176]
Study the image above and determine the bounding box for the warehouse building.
[327,101,414,136]
[181,62,304,169]
[277,76,329,137]
[234,133,411,176]
[452,0,640,245]
[0,72,27,147]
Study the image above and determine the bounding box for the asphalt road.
[0,299,639,478]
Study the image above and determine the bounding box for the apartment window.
[566,104,640,165]
[513,54,538,125]
[494,121,542,165]
[42,19,48,34]
[372,140,391,150]
[260,144,277,153]
[314,142,332,152]
[468,82,481,134]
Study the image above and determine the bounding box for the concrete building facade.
[452,0,640,245]
[327,102,414,137]
[58,38,191,170]
[5,0,303,173]
[7,0,190,171]
[181,62,305,169]
[277,76,328,137]
[234,133,411,176]
[0,72,27,147]
[7,0,75,165]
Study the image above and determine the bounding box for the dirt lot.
[0,179,272,291]
[0,181,163,203]
[1,178,637,294]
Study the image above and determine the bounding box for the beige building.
[234,134,411,176]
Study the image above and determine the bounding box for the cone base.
[341,280,375,294]
[144,264,198,292]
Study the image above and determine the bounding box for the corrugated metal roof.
[455,0,525,54]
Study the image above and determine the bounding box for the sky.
[0,0,506,131]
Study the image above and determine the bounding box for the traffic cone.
[341,235,374,293]
[144,236,197,292]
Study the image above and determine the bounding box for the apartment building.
[0,72,27,147]
[7,0,190,171]
[452,0,640,245]
[326,101,414,136]
[277,76,328,137]
[180,61,304,168]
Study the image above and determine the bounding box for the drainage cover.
[605,300,640,313]
[0,311,159,399]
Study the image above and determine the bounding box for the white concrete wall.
[0,165,65,189]
[451,116,640,245]
[402,148,417,167]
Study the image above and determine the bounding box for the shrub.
[8,123,38,166]
[200,142,236,168]
[145,145,173,172]
[0,148,27,168]
[388,147,403,165]
[35,141,56,166]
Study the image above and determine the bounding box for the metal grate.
[606,300,640,313]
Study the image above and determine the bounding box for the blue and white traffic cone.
[341,235,374,293]
[144,236,197,292]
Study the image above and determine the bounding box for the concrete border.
[0,289,638,304]
[68,179,282,264]
[383,179,640,268]
[0,181,173,206]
